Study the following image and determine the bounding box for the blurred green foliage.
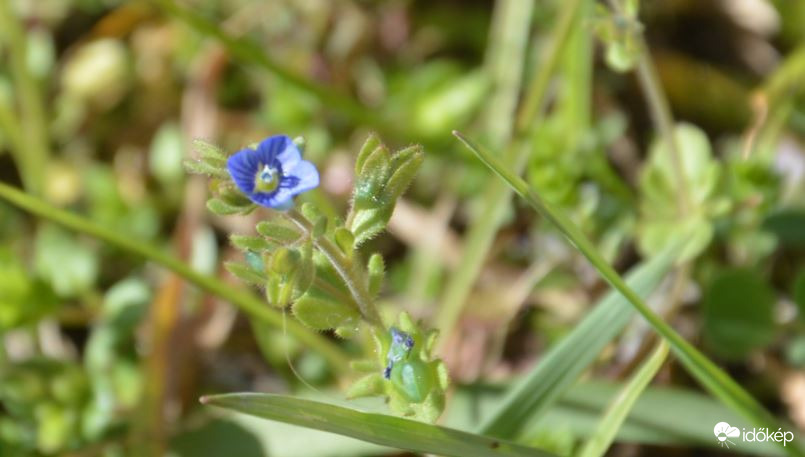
[1,0,805,455]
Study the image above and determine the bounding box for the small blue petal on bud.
[227,135,319,209]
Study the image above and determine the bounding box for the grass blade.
[454,131,804,457]
[478,244,678,437]
[576,342,669,457]
[201,393,555,457]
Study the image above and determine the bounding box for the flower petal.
[250,189,294,209]
[284,160,320,194]
[255,135,293,165]
[226,147,261,194]
[275,139,302,172]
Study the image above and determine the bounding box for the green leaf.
[292,295,360,332]
[224,261,266,286]
[206,198,255,216]
[576,342,669,457]
[201,393,555,457]
[454,131,805,457]
[183,158,229,179]
[230,235,275,252]
[256,221,301,243]
[637,123,722,261]
[703,269,775,359]
[479,244,677,437]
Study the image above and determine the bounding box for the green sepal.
[224,261,266,286]
[355,133,381,175]
[353,146,391,211]
[367,253,384,296]
[256,221,302,244]
[291,294,360,333]
[334,228,355,258]
[385,146,424,201]
[350,207,393,246]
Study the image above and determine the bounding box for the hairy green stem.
[0,0,50,195]
[576,340,669,457]
[0,182,350,372]
[285,209,382,326]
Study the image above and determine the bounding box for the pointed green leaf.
[576,342,669,457]
[256,221,302,243]
[206,198,254,215]
[201,393,555,457]
[230,234,274,252]
[184,159,229,179]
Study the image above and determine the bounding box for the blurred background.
[1,0,805,455]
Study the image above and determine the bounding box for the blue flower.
[227,135,319,209]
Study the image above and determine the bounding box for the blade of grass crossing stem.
[201,394,556,457]
[576,341,670,457]
[478,243,679,437]
[453,131,805,457]
[0,182,350,373]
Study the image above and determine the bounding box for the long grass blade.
[201,393,555,457]
[576,341,669,457]
[478,243,678,437]
[453,130,804,457]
